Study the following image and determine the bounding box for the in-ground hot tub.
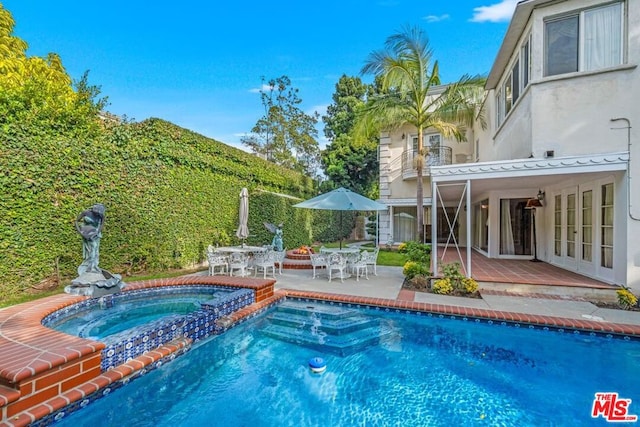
[42,285,255,371]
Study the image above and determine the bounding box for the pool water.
[48,290,230,340]
[53,300,640,426]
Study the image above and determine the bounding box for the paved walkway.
[270,266,640,327]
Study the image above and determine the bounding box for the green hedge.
[0,118,324,301]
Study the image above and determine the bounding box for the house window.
[411,134,441,152]
[544,2,623,77]
[497,34,531,127]
[582,190,593,262]
[503,72,513,116]
[554,194,562,256]
[601,183,614,268]
[500,198,531,256]
[522,38,530,88]
[473,200,489,252]
[393,207,417,243]
[497,90,501,127]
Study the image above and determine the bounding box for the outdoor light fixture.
[525,196,543,262]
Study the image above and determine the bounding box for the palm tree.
[357,25,485,243]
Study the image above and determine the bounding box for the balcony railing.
[401,147,452,179]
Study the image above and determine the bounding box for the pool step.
[261,301,393,356]
[274,300,365,320]
[268,311,377,335]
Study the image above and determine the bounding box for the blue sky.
[5,0,516,150]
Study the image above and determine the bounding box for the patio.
[436,247,617,290]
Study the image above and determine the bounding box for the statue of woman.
[75,203,105,275]
[264,222,284,252]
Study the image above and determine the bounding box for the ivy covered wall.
[0,118,325,299]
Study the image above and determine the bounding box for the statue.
[75,203,105,275]
[65,203,126,297]
[264,222,284,252]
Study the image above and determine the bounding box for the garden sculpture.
[65,203,126,297]
[264,222,284,251]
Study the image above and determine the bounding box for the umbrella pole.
[340,211,343,249]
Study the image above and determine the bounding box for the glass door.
[578,184,596,276]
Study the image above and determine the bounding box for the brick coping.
[0,276,276,425]
[2,280,639,425]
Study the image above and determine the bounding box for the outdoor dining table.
[319,247,361,255]
[214,245,268,254]
[213,246,269,276]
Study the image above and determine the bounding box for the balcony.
[401,147,452,179]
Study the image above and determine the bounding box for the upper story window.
[544,2,623,77]
[497,34,531,128]
[411,134,441,152]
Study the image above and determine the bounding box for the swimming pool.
[49,299,640,426]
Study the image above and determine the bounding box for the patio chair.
[309,252,327,279]
[327,252,348,283]
[351,251,369,281]
[207,253,228,275]
[272,250,286,274]
[253,251,276,279]
[363,247,380,275]
[228,252,249,277]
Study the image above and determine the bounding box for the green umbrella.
[293,187,387,248]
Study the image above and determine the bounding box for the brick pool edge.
[3,276,640,426]
[0,276,276,426]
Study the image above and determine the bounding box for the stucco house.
[377,0,639,292]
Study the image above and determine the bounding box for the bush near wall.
[0,118,321,301]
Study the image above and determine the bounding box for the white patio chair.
[327,252,348,283]
[253,251,276,279]
[207,253,228,275]
[272,250,286,274]
[309,253,327,279]
[364,247,380,275]
[351,251,369,281]
[228,252,249,277]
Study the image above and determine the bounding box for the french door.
[552,181,614,282]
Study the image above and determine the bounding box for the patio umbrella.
[293,187,387,248]
[235,188,249,245]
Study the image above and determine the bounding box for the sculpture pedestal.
[66,269,126,297]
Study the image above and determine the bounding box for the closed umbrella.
[293,187,387,248]
[236,188,249,245]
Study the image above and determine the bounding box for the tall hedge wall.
[0,118,329,300]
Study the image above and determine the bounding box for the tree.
[0,4,106,134]
[321,75,379,196]
[242,76,320,176]
[357,25,485,242]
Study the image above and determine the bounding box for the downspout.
[431,180,438,275]
[466,179,472,278]
[610,118,640,221]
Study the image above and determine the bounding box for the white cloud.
[248,84,274,93]
[423,14,450,23]
[470,0,518,23]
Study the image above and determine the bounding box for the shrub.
[399,241,431,265]
[461,277,479,294]
[399,241,431,281]
[403,261,428,280]
[432,278,453,295]
[617,288,638,310]
[438,262,478,295]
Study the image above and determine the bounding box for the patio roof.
[430,151,628,201]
